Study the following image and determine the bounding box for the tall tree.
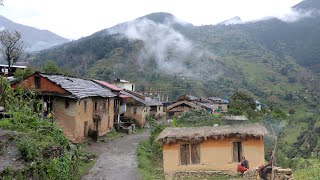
[44,60,61,74]
[0,30,23,75]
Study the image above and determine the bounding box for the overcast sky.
[0,0,303,39]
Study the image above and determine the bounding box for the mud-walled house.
[93,80,128,127]
[11,72,116,143]
[156,123,268,176]
[120,90,163,126]
[166,101,202,120]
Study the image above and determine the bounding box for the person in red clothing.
[237,156,249,174]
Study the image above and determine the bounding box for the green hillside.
[29,0,320,163]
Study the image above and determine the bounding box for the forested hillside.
[29,0,320,160]
[31,0,320,104]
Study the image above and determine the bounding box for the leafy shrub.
[176,109,223,127]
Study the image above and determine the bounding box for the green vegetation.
[28,3,320,176]
[175,109,223,127]
[0,78,90,179]
[136,118,167,180]
[44,60,61,74]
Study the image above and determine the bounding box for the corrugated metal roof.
[41,74,116,99]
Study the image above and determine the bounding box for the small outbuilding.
[156,123,268,175]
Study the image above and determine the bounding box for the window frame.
[65,99,70,109]
[84,100,87,113]
[232,141,243,163]
[34,76,41,89]
[179,143,200,166]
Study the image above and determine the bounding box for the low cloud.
[108,16,224,80]
[276,9,314,22]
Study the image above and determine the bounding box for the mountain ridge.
[0,15,69,52]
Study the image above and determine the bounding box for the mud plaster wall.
[12,75,67,94]
[53,97,115,143]
[162,137,264,174]
[168,105,194,117]
[53,97,76,141]
[74,97,115,142]
[125,105,147,126]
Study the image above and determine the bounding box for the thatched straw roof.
[156,123,268,145]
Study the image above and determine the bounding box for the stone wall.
[165,167,294,180]
[166,171,239,180]
[243,167,294,180]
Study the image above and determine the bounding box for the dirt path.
[82,130,150,180]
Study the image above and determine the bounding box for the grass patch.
[105,129,123,140]
[137,140,164,180]
[77,159,96,179]
[282,121,308,144]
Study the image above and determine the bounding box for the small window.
[94,102,98,111]
[133,107,137,114]
[180,144,200,165]
[65,99,69,109]
[34,76,41,89]
[103,101,107,113]
[233,142,242,162]
[84,100,87,113]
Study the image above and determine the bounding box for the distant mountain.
[0,15,69,52]
[293,0,320,11]
[218,16,242,25]
[30,11,320,106]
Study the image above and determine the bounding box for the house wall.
[124,105,147,126]
[52,97,77,141]
[212,103,228,112]
[113,82,135,91]
[53,97,115,143]
[162,137,264,174]
[167,105,194,119]
[156,105,164,118]
[12,74,67,94]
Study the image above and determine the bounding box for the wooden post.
[269,125,277,180]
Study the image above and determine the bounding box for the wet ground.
[81,130,150,180]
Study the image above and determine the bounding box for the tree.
[0,30,23,75]
[44,60,61,74]
[228,91,256,118]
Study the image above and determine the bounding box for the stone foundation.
[165,167,293,180]
[165,171,240,180]
[243,167,294,180]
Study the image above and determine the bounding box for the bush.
[137,117,167,180]
[176,109,223,127]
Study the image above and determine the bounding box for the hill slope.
[0,15,69,52]
[31,8,320,103]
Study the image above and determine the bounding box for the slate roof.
[93,80,123,91]
[120,90,162,106]
[41,74,116,99]
[167,101,201,111]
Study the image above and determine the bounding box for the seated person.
[237,156,249,174]
[260,151,273,180]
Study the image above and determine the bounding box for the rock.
[277,168,292,175]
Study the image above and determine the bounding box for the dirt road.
[82,130,149,180]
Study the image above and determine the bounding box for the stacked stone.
[172,171,239,180]
[243,167,294,180]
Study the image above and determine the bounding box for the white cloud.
[0,0,303,39]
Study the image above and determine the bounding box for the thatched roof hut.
[156,123,268,145]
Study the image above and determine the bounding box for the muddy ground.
[82,130,150,180]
